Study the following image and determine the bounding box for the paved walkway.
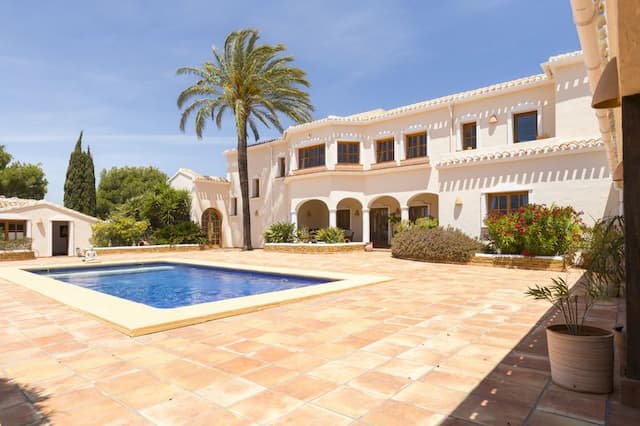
[0,250,637,425]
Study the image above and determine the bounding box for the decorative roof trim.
[169,168,228,183]
[435,138,605,168]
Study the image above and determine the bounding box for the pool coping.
[0,258,391,336]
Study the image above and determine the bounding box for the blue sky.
[0,0,580,204]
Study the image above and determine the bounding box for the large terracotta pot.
[546,324,614,394]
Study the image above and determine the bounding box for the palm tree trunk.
[236,116,253,250]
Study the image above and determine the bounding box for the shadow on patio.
[438,274,639,425]
[0,377,52,425]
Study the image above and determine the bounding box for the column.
[362,208,370,243]
[401,206,409,222]
[329,208,337,228]
[290,211,297,227]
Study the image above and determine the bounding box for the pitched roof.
[0,196,100,221]
[170,168,229,183]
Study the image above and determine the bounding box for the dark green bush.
[296,227,312,243]
[580,216,625,296]
[315,227,345,243]
[152,222,205,245]
[391,226,484,263]
[264,222,296,243]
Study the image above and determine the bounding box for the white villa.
[170,51,620,248]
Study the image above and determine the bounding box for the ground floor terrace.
[0,250,637,425]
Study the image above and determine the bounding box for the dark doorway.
[370,208,389,248]
[52,221,69,256]
[201,208,222,246]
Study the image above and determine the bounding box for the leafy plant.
[91,216,150,247]
[485,204,584,256]
[580,216,625,296]
[526,276,608,335]
[315,227,345,243]
[264,222,296,243]
[391,226,484,263]
[295,227,312,243]
[0,237,32,251]
[152,222,205,245]
[394,217,439,234]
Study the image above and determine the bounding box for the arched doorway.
[201,208,222,245]
[407,193,439,222]
[296,200,329,232]
[336,198,364,242]
[368,195,401,248]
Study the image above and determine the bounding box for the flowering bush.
[485,204,584,256]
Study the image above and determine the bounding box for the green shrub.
[296,227,312,243]
[264,222,296,243]
[152,222,205,245]
[91,216,149,247]
[315,227,345,243]
[0,237,32,251]
[394,217,439,234]
[484,204,584,256]
[391,226,484,263]
[580,216,624,296]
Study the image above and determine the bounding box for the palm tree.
[177,29,313,250]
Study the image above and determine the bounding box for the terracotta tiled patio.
[0,250,638,425]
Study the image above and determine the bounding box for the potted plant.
[526,275,613,393]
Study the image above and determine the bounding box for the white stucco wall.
[1,204,98,257]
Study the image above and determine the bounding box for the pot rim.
[546,324,614,338]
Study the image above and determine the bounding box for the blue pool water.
[31,262,333,309]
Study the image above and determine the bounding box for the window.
[231,197,238,216]
[337,142,360,164]
[462,122,477,150]
[277,157,286,177]
[336,209,350,230]
[488,191,529,215]
[514,111,537,143]
[0,220,26,240]
[252,179,260,198]
[376,138,395,163]
[405,132,427,158]
[409,206,430,222]
[298,144,325,169]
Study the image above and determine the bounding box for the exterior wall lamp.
[455,197,464,206]
[592,57,621,109]
[489,115,498,124]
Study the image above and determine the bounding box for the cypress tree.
[63,131,97,216]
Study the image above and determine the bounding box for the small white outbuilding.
[0,196,99,257]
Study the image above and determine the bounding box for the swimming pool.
[2,259,390,336]
[32,262,333,308]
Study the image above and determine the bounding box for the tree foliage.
[177,29,314,250]
[91,215,149,247]
[63,131,96,216]
[95,166,167,218]
[0,145,48,200]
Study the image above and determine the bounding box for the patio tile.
[340,350,390,369]
[273,352,327,372]
[215,355,264,375]
[196,377,265,407]
[393,381,468,414]
[377,357,434,380]
[526,409,596,426]
[361,400,445,426]
[273,404,352,425]
[116,383,187,410]
[249,345,295,363]
[273,374,336,400]
[312,385,386,418]
[140,393,233,426]
[349,371,410,397]
[242,364,298,388]
[308,360,367,384]
[229,390,302,424]
[450,394,534,426]
[96,370,161,395]
[537,384,607,424]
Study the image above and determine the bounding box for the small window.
[231,197,238,216]
[337,142,360,164]
[278,157,286,177]
[405,133,427,158]
[514,111,537,143]
[298,144,325,169]
[409,206,430,222]
[252,179,260,198]
[488,191,529,215]
[376,138,395,163]
[1,220,26,240]
[336,209,350,230]
[462,122,477,150]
